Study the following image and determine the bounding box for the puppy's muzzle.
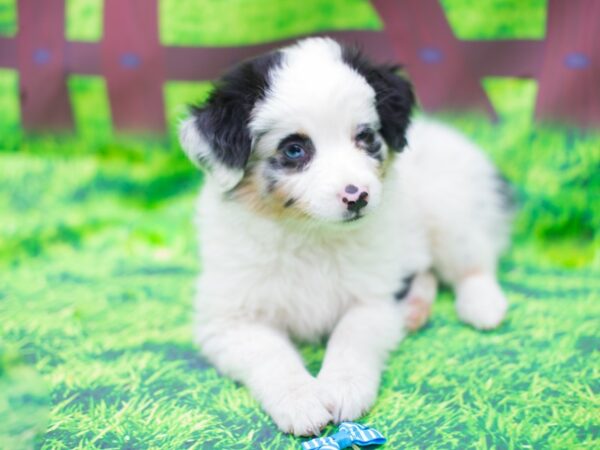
[341,184,369,213]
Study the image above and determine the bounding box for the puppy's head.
[180,38,414,224]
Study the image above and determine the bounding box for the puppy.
[179,38,513,436]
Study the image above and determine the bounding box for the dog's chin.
[291,210,372,231]
[277,200,380,231]
[343,212,366,223]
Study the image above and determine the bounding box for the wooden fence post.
[17,0,73,131]
[2,0,598,132]
[371,0,496,119]
[102,0,166,133]
[535,0,600,128]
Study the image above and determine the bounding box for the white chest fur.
[193,164,431,341]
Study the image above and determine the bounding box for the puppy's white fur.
[181,38,512,436]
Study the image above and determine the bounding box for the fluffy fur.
[179,38,513,436]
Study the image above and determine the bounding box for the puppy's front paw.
[456,274,508,330]
[318,371,378,423]
[262,378,332,436]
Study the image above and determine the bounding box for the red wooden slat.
[17,0,73,131]
[102,0,166,133]
[535,0,600,127]
[165,34,544,83]
[371,0,496,119]
[66,42,101,75]
[585,0,600,125]
[0,37,17,67]
[165,30,395,81]
[462,40,543,78]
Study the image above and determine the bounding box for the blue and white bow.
[301,422,386,450]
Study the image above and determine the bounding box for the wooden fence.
[0,0,598,133]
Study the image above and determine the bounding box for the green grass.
[160,0,381,46]
[440,0,547,39]
[0,0,15,36]
[65,0,104,42]
[1,0,599,449]
[61,0,382,44]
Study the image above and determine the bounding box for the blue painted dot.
[120,53,141,69]
[33,48,51,65]
[564,52,590,70]
[418,47,443,64]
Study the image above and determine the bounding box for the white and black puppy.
[179,38,513,436]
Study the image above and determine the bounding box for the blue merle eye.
[356,128,375,145]
[283,144,306,160]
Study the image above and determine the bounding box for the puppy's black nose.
[341,185,369,212]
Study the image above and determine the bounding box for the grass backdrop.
[1,0,599,449]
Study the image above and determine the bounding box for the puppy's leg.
[431,233,509,330]
[407,119,513,329]
[432,238,509,330]
[401,271,438,332]
[197,321,332,436]
[454,272,508,330]
[430,224,509,330]
[317,302,405,423]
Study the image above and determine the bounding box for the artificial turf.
[1,1,599,449]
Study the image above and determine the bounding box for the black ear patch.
[189,51,283,169]
[342,47,415,151]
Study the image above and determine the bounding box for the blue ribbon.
[301,422,386,450]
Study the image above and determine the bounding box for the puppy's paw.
[404,298,432,331]
[318,371,378,423]
[456,274,508,330]
[262,378,332,436]
[403,272,437,332]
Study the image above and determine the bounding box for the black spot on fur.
[284,198,296,208]
[495,171,517,211]
[366,140,383,162]
[394,273,416,301]
[356,126,384,161]
[342,46,415,151]
[264,171,278,193]
[267,157,281,168]
[189,51,283,169]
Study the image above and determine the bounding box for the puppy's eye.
[283,144,306,160]
[356,129,375,145]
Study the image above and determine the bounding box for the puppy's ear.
[179,51,282,191]
[179,115,244,192]
[342,47,415,151]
